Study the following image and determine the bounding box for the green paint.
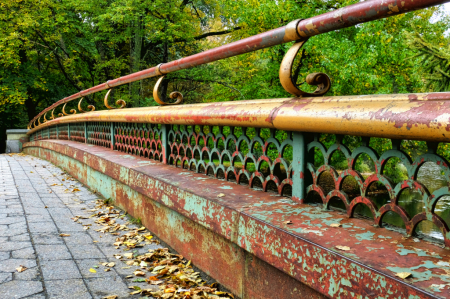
[396,247,442,259]
[366,247,384,252]
[341,277,352,287]
[354,231,375,241]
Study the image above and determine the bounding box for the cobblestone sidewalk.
[0,154,165,299]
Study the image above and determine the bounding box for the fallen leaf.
[336,245,351,251]
[101,296,118,299]
[395,272,412,279]
[330,223,341,228]
[283,220,292,225]
[134,270,146,276]
[133,278,146,282]
[164,287,176,293]
[106,262,115,267]
[217,193,225,198]
[16,265,27,272]
[72,188,80,192]
[146,276,159,281]
[124,253,133,259]
[89,268,97,273]
[59,233,70,237]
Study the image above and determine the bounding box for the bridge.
[8,0,450,298]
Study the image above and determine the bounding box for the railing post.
[84,122,88,143]
[68,123,71,140]
[292,132,312,204]
[110,122,115,150]
[161,124,170,164]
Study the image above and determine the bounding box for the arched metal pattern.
[167,125,294,196]
[114,123,164,161]
[87,122,111,148]
[69,123,86,143]
[305,133,450,247]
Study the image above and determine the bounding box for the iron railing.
[27,0,450,247]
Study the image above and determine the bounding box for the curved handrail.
[28,92,450,142]
[28,0,449,128]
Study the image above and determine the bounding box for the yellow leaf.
[59,233,70,237]
[89,268,97,273]
[16,265,27,272]
[395,272,412,279]
[336,245,350,251]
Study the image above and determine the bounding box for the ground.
[0,154,226,299]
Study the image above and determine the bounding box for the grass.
[103,198,113,205]
[127,214,143,226]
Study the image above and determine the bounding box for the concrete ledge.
[6,129,29,153]
[23,140,450,299]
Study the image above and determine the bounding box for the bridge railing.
[26,0,450,248]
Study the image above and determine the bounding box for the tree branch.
[171,76,245,99]
[172,27,242,44]
[34,30,82,92]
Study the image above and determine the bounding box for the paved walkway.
[0,154,164,299]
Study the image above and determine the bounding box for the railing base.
[23,140,445,299]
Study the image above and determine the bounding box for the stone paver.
[0,154,166,299]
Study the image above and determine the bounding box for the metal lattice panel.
[168,125,294,196]
[49,126,57,139]
[87,122,111,149]
[70,123,86,143]
[115,123,163,161]
[58,124,69,140]
[306,134,450,246]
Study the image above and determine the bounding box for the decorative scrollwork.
[62,102,77,116]
[43,111,49,123]
[153,76,183,105]
[104,89,126,109]
[50,109,56,120]
[279,39,331,97]
[78,97,96,113]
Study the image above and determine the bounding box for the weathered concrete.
[23,140,450,299]
[5,130,29,153]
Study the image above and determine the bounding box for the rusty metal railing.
[28,0,449,129]
[26,0,450,248]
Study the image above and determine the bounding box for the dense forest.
[1,0,450,152]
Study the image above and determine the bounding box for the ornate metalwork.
[168,125,293,194]
[70,123,86,143]
[104,90,126,109]
[87,122,111,148]
[115,123,163,161]
[62,102,77,116]
[306,134,450,245]
[78,97,95,113]
[58,124,69,140]
[153,76,183,106]
[279,39,331,97]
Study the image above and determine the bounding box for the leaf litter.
[73,198,234,299]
